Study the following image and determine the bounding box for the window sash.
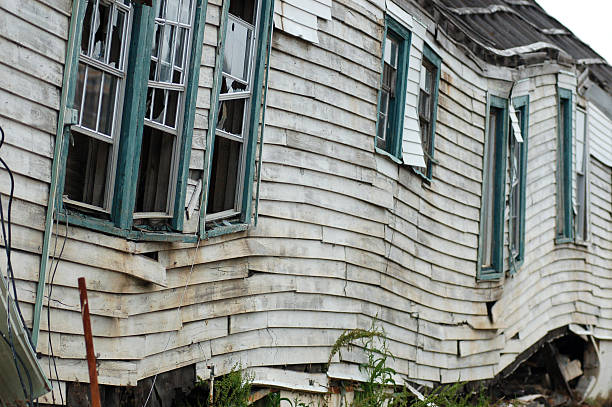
[575,108,588,241]
[375,17,410,158]
[556,89,573,241]
[415,44,441,180]
[508,98,528,269]
[478,96,508,280]
[206,0,262,220]
[64,0,133,213]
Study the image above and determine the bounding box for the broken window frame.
[134,0,198,219]
[508,95,529,274]
[415,44,441,181]
[63,0,133,214]
[56,0,208,239]
[478,95,509,281]
[556,88,574,243]
[575,107,589,243]
[375,15,411,160]
[199,0,275,237]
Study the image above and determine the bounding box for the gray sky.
[535,0,612,63]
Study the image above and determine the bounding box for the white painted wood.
[587,102,612,166]
[274,0,332,44]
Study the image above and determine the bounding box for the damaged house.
[0,0,612,404]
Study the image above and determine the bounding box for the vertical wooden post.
[78,277,102,407]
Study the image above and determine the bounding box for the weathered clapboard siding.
[1,0,611,401]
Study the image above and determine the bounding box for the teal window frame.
[415,44,441,181]
[575,107,589,243]
[374,15,411,160]
[54,0,209,242]
[556,88,573,243]
[198,0,275,239]
[477,95,509,281]
[509,95,529,273]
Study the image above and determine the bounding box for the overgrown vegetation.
[175,322,490,407]
[174,366,252,407]
[329,321,491,407]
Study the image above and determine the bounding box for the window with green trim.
[59,0,207,236]
[200,0,273,235]
[416,44,441,180]
[478,95,508,280]
[556,88,573,242]
[575,107,589,242]
[375,16,411,159]
[509,96,529,272]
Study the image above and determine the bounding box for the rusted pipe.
[78,277,101,407]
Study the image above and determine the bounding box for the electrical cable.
[142,237,202,407]
[0,126,30,342]
[47,214,68,406]
[0,124,34,406]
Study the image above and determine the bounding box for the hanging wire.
[0,124,34,405]
[46,214,69,406]
[143,237,202,407]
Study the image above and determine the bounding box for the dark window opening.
[135,126,174,213]
[65,132,111,210]
[207,136,241,214]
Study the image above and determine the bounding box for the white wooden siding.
[1,0,611,399]
[273,0,332,44]
[588,102,612,167]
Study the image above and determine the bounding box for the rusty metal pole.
[78,277,102,407]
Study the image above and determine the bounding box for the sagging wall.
[0,0,611,401]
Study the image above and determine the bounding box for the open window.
[201,0,274,236]
[478,95,509,280]
[375,16,410,159]
[59,0,206,238]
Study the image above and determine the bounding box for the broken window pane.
[81,0,95,55]
[135,126,175,213]
[150,88,166,124]
[65,132,111,208]
[217,99,246,136]
[223,17,252,83]
[107,8,126,68]
[165,90,179,128]
[207,136,241,214]
[92,1,112,63]
[221,76,248,94]
[229,0,256,24]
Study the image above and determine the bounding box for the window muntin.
[575,108,588,241]
[556,89,573,241]
[65,0,132,213]
[479,96,508,279]
[207,0,261,220]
